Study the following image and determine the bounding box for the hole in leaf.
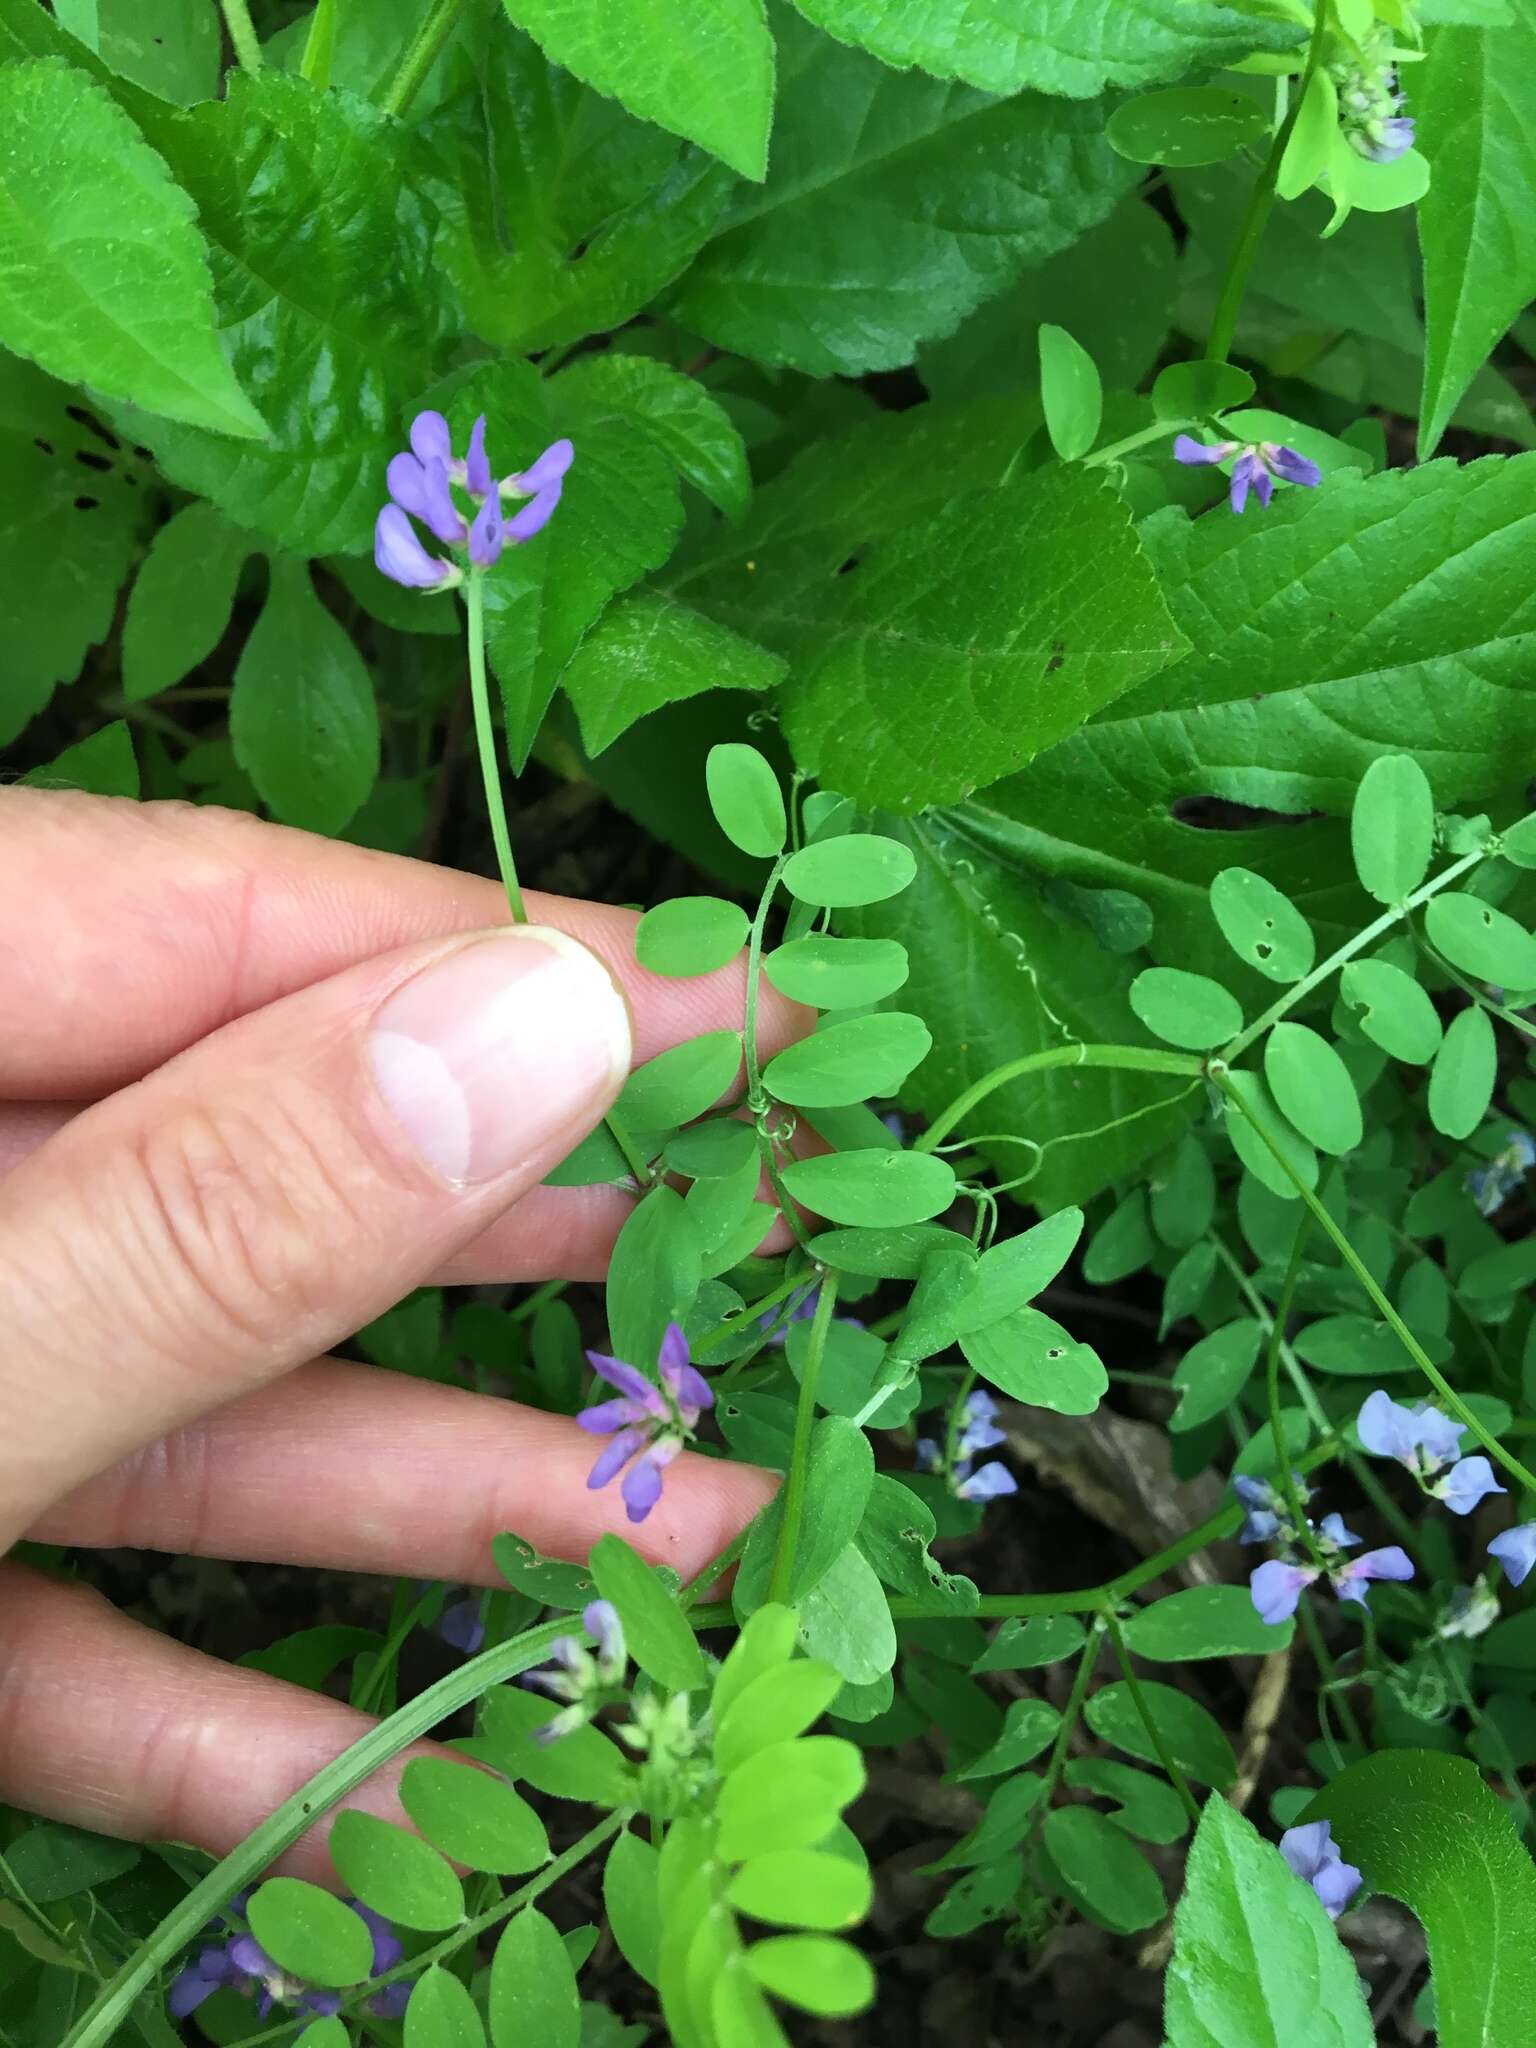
[65,404,120,451]
[1169,795,1321,831]
[33,436,54,456]
[73,495,100,511]
[75,449,112,473]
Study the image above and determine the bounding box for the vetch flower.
[1250,1558,1321,1626]
[1330,1545,1414,1608]
[1467,1128,1536,1216]
[524,1600,630,1743]
[375,409,570,591]
[1356,1389,1463,1472]
[918,1391,1018,1502]
[1232,1473,1310,1546]
[1279,1820,1362,1920]
[1434,1455,1505,1517]
[168,1899,408,2022]
[1173,434,1322,514]
[438,1595,486,1656]
[1489,1523,1536,1586]
[1330,29,1415,164]
[577,1323,712,1523]
[1355,1390,1502,1514]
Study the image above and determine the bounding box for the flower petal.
[506,476,563,543]
[1436,1455,1505,1516]
[621,1452,665,1523]
[374,505,454,591]
[1269,444,1322,488]
[576,1397,650,1435]
[410,410,454,465]
[465,414,493,499]
[509,437,575,494]
[586,1352,665,1411]
[586,1426,647,1491]
[1173,434,1232,466]
[468,494,504,567]
[1490,1523,1536,1586]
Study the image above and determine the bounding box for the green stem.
[464,575,650,1189]
[687,1439,1347,1632]
[742,852,812,1251]
[217,0,263,70]
[466,575,526,926]
[1267,1224,1327,1568]
[1205,3,1332,363]
[915,1046,1203,1156]
[1417,937,1536,1044]
[1081,418,1193,469]
[679,1522,755,1612]
[380,0,462,118]
[299,0,337,87]
[1036,1620,1105,1808]
[942,1368,979,1476]
[768,1271,838,1605]
[1215,1073,1536,1496]
[1298,1599,1364,1757]
[1105,1613,1201,1825]
[1224,847,1484,1058]
[58,1618,573,2048]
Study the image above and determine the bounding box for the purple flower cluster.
[1356,1390,1504,1516]
[524,1599,628,1742]
[1467,1128,1536,1217]
[169,1896,408,2023]
[1174,434,1322,514]
[917,1390,1018,1503]
[577,1322,713,1523]
[1249,1507,1412,1627]
[1279,1820,1362,1920]
[375,408,571,591]
[1233,1472,1309,1546]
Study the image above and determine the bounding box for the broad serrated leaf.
[142,74,441,555]
[501,0,773,179]
[416,15,735,356]
[565,591,781,757]
[1164,1797,1375,2048]
[0,354,142,745]
[1417,1,1536,455]
[693,464,1184,812]
[0,60,264,439]
[786,0,1299,96]
[230,555,379,834]
[667,6,1138,376]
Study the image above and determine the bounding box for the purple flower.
[374,503,458,591]
[1232,1473,1310,1546]
[1467,1129,1536,1216]
[577,1322,712,1523]
[375,409,570,590]
[1356,1390,1465,1477]
[1330,1545,1414,1608]
[957,1389,1006,1460]
[523,1599,630,1742]
[1490,1523,1536,1587]
[1250,1559,1320,1625]
[1173,433,1321,514]
[956,1460,1018,1502]
[1279,1820,1362,1920]
[168,1900,407,2022]
[1433,1455,1505,1517]
[438,1595,486,1656]
[1358,112,1415,162]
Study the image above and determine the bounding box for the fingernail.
[367,928,631,1184]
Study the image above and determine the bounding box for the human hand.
[0,792,791,1877]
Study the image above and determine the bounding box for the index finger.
[0,791,805,1097]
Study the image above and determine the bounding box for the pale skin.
[0,791,792,1881]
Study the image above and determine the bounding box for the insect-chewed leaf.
[1209,868,1315,983]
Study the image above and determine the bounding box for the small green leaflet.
[589,1533,710,1693]
[1164,1797,1374,2048]
[122,503,253,704]
[635,895,751,977]
[1044,1807,1165,1933]
[1107,86,1269,167]
[1038,324,1101,462]
[1350,752,1435,904]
